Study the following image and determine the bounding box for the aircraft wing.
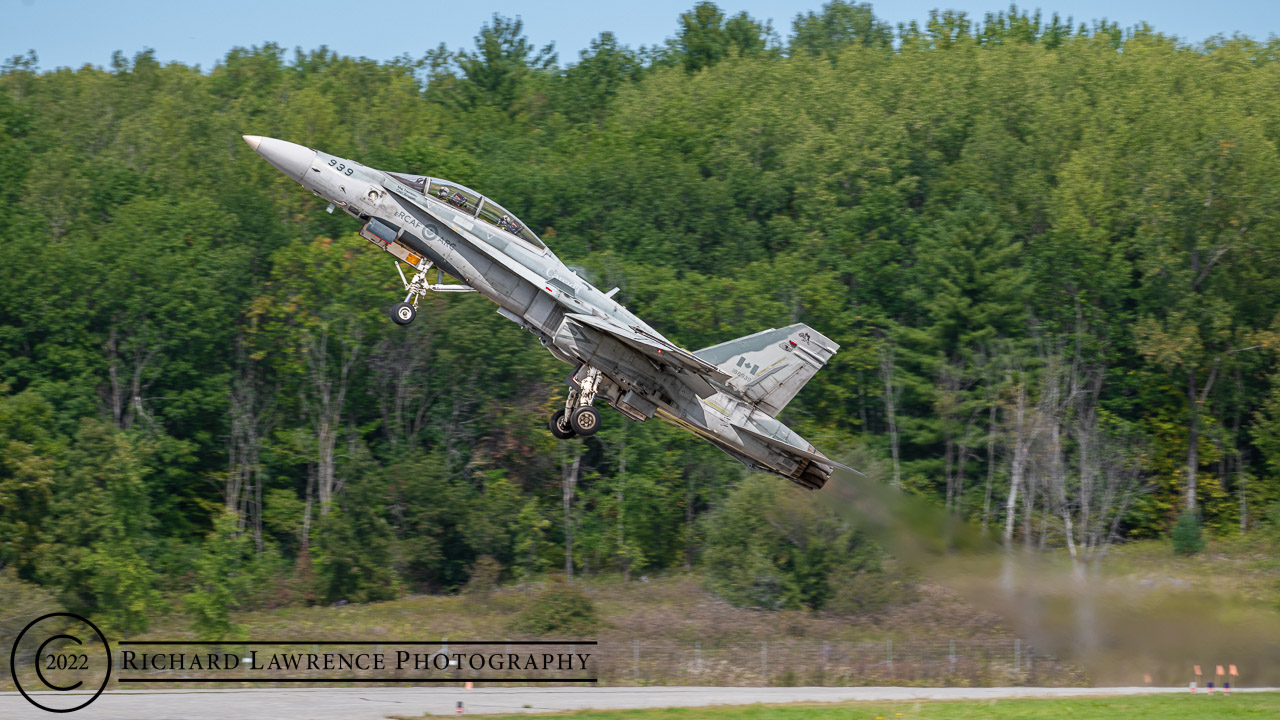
[731,422,864,476]
[565,313,731,397]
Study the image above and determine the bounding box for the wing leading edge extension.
[564,313,730,398]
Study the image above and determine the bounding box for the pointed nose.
[243,135,315,182]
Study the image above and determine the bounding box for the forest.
[3,1,1280,638]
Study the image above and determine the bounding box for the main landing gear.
[550,367,603,438]
[549,409,576,439]
[387,261,476,325]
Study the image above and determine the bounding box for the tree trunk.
[879,344,902,488]
[104,323,161,431]
[370,326,436,451]
[1022,468,1036,551]
[1228,377,1246,533]
[1186,370,1199,512]
[1003,376,1032,546]
[1239,473,1249,533]
[984,401,996,530]
[858,369,869,432]
[1003,452,1021,546]
[1184,362,1219,514]
[227,354,272,551]
[301,326,362,516]
[302,462,316,552]
[944,433,955,510]
[562,450,580,580]
[953,412,978,516]
[618,424,630,581]
[316,417,336,514]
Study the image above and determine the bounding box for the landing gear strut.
[551,366,603,438]
[387,261,477,325]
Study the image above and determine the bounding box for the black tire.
[570,406,601,436]
[549,409,576,439]
[390,302,416,325]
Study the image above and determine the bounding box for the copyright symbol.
[9,612,112,713]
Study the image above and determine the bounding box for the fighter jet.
[243,135,858,489]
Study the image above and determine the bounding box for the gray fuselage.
[246,136,837,488]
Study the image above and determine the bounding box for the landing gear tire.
[390,302,416,325]
[570,406,601,436]
[549,409,576,439]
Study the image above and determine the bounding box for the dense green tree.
[35,420,162,636]
[790,1,893,56]
[312,443,400,603]
[184,511,256,640]
[454,14,557,112]
[0,388,59,579]
[5,4,1280,624]
[558,32,642,122]
[703,474,887,610]
[671,2,774,72]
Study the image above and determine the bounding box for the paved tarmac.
[1,685,1274,719]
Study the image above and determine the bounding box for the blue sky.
[4,1,1280,72]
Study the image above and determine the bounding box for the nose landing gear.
[389,302,416,325]
[387,261,478,325]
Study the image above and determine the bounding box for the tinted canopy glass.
[423,177,543,251]
[476,198,544,249]
[427,179,479,215]
[387,173,427,193]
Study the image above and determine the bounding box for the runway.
[2,685,1274,719]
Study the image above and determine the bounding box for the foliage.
[34,420,163,637]
[1170,511,1206,556]
[703,474,889,611]
[508,576,599,635]
[0,569,61,674]
[0,388,59,579]
[512,500,553,578]
[312,460,401,604]
[463,554,502,600]
[1269,502,1280,544]
[4,2,1280,620]
[183,511,255,640]
[791,1,893,57]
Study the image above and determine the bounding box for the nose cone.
[243,135,315,182]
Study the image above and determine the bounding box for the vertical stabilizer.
[693,324,838,416]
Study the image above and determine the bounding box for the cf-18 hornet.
[244,135,858,489]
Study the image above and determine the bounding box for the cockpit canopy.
[388,173,545,251]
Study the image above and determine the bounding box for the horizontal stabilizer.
[732,422,863,476]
